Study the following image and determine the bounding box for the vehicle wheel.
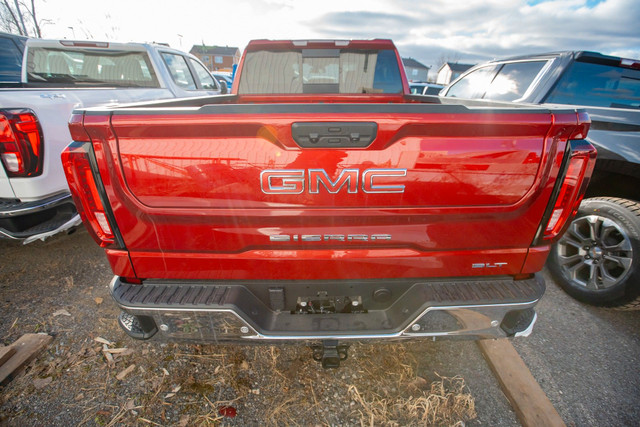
[547,197,640,308]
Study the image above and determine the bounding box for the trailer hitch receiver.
[311,340,349,369]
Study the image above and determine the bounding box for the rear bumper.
[0,192,79,240]
[110,274,545,343]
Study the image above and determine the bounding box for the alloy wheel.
[556,215,633,290]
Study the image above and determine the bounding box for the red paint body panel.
[105,249,137,278]
[62,39,594,283]
[521,246,552,274]
[73,97,586,281]
[113,113,549,208]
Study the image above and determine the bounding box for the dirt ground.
[1,229,481,426]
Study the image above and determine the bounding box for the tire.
[547,197,640,308]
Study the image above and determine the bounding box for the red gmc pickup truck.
[62,39,595,368]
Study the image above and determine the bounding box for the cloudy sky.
[36,0,640,71]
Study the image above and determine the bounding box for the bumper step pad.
[111,276,544,342]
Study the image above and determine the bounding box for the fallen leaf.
[162,368,169,376]
[218,406,237,418]
[116,364,136,380]
[94,337,113,346]
[103,345,115,366]
[33,377,52,389]
[164,392,176,399]
[75,393,84,401]
[52,309,71,317]
[94,297,103,305]
[125,399,135,411]
[240,360,250,370]
[172,385,182,393]
[102,347,129,354]
[178,415,190,427]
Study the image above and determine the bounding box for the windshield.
[26,47,160,87]
[238,49,403,94]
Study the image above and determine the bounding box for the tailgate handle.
[292,122,377,148]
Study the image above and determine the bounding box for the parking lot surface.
[1,229,638,425]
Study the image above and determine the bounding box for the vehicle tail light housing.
[542,139,596,241]
[61,140,115,247]
[0,109,44,177]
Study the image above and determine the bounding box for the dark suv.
[0,32,28,87]
[442,51,640,308]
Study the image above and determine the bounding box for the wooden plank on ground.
[0,345,17,367]
[478,338,565,427]
[0,334,53,385]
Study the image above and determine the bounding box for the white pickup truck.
[0,38,226,242]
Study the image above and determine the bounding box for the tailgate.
[83,102,584,280]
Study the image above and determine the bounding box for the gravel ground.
[2,228,638,426]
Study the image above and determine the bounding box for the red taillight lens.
[61,141,115,247]
[0,109,44,177]
[543,140,597,240]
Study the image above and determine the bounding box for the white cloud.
[34,0,640,68]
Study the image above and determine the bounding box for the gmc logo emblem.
[260,168,407,194]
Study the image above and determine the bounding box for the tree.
[1,0,43,37]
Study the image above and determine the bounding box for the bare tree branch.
[12,0,27,35]
[29,0,41,37]
[1,0,24,35]
[0,0,43,37]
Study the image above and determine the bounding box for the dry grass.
[347,344,476,426]
[0,324,478,426]
[1,337,477,426]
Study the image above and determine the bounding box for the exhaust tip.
[118,311,157,340]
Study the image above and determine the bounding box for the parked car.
[409,82,444,95]
[0,32,28,87]
[441,51,640,308]
[62,39,595,368]
[212,72,233,92]
[0,37,225,243]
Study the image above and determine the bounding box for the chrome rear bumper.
[110,275,544,343]
[0,192,79,241]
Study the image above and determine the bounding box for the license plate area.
[293,292,366,314]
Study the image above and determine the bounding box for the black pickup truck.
[441,51,640,308]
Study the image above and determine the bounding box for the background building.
[436,62,474,85]
[190,45,241,72]
[402,57,430,82]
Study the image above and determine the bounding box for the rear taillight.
[0,109,44,177]
[61,140,115,247]
[542,140,597,240]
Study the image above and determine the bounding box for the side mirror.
[219,80,228,94]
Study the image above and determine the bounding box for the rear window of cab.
[238,49,403,94]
